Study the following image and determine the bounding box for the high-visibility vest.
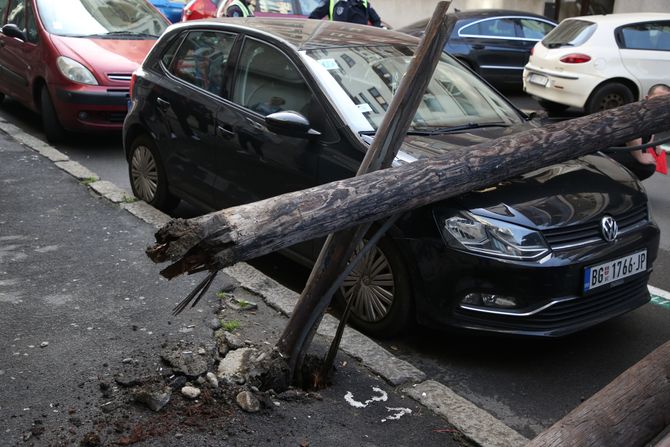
[228,0,252,17]
[328,0,367,20]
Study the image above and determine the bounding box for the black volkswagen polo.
[124,18,659,338]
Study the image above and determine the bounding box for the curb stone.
[404,381,529,447]
[0,122,529,447]
[55,160,97,180]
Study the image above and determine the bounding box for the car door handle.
[472,44,484,50]
[246,117,265,131]
[217,124,235,138]
[156,97,170,110]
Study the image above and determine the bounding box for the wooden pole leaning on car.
[527,340,670,447]
[277,0,452,385]
[146,94,670,282]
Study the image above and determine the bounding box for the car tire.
[586,82,634,114]
[40,86,66,143]
[538,99,569,113]
[128,134,179,212]
[0,92,5,104]
[337,236,413,338]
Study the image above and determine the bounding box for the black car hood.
[362,126,645,230]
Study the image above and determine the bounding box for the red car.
[0,0,169,142]
[182,0,321,21]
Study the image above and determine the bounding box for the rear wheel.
[586,82,634,114]
[39,85,66,143]
[538,99,569,113]
[338,236,413,338]
[0,92,5,104]
[128,134,179,212]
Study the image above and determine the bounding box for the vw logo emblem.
[601,216,618,242]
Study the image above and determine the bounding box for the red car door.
[0,0,40,107]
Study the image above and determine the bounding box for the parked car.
[149,0,188,23]
[0,0,169,142]
[124,18,659,338]
[524,13,670,114]
[183,0,321,20]
[399,10,556,90]
[182,0,221,21]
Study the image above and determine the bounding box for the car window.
[168,31,236,96]
[25,0,37,42]
[619,22,670,51]
[460,18,517,38]
[233,38,313,117]
[257,0,294,14]
[519,18,554,40]
[6,0,25,28]
[297,0,320,15]
[542,19,596,48]
[35,0,168,37]
[306,45,522,131]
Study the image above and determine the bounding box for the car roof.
[398,9,555,33]
[562,12,670,25]
[170,17,420,50]
[449,9,553,21]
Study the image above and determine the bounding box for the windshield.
[305,45,522,132]
[542,19,596,48]
[36,0,169,38]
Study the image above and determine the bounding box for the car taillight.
[560,53,591,64]
[129,72,137,100]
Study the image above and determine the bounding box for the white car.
[523,13,670,114]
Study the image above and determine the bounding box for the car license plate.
[583,250,647,292]
[528,73,548,86]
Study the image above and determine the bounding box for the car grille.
[542,204,648,249]
[107,112,127,123]
[107,73,132,82]
[454,273,650,335]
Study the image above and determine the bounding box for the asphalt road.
[1,92,669,438]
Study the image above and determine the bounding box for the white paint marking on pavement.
[649,285,670,301]
[344,386,388,408]
[381,407,412,422]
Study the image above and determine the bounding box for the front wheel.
[128,134,179,212]
[40,86,65,143]
[586,82,634,114]
[338,236,413,338]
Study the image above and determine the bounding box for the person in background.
[217,0,254,17]
[308,0,382,27]
[608,83,670,180]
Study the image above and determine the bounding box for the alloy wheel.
[130,145,159,202]
[598,93,626,111]
[340,243,395,323]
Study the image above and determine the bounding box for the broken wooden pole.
[147,94,670,279]
[527,340,670,447]
[277,0,452,381]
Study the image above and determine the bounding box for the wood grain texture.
[146,92,670,279]
[527,341,670,447]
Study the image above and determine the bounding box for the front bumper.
[53,85,130,132]
[404,220,660,337]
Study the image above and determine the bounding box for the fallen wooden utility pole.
[277,0,452,381]
[147,94,670,279]
[527,340,670,447]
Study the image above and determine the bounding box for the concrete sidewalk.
[0,122,529,447]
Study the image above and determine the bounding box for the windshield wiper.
[408,122,510,135]
[87,31,159,38]
[546,42,574,49]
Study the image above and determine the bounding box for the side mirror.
[265,111,321,139]
[2,24,27,42]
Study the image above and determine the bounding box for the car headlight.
[56,57,98,85]
[442,212,549,260]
